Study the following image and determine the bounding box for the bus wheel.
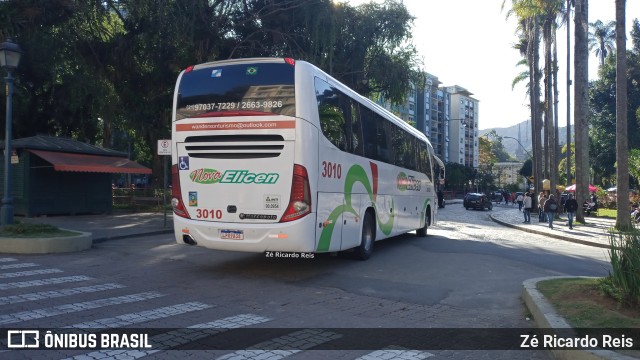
[354,212,375,260]
[416,211,429,237]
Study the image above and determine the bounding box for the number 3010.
[321,161,342,179]
[196,209,222,219]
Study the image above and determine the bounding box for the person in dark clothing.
[564,193,579,230]
[543,194,558,229]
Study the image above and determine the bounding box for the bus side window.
[315,78,347,151]
[376,118,390,163]
[361,106,378,160]
[349,100,363,156]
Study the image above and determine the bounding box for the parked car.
[463,193,493,211]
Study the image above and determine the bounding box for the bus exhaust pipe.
[183,234,197,246]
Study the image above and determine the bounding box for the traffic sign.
[158,139,171,155]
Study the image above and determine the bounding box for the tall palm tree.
[541,0,563,202]
[614,0,630,230]
[565,0,573,188]
[574,0,589,224]
[588,19,616,67]
[506,0,544,196]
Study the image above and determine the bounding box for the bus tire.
[354,212,375,260]
[416,210,429,237]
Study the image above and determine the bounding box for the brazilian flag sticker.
[246,67,258,75]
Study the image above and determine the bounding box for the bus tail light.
[280,164,311,222]
[171,164,191,219]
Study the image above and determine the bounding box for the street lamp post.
[502,136,532,159]
[0,38,23,226]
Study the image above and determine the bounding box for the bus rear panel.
[171,58,317,253]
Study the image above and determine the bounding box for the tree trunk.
[566,0,572,187]
[553,31,560,193]
[544,17,556,200]
[533,19,544,197]
[574,0,589,224]
[615,0,631,230]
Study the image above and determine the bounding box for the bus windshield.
[175,62,296,120]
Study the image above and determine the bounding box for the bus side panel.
[340,193,364,251]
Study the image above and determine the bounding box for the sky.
[343,0,640,130]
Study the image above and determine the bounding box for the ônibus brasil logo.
[189,168,279,184]
[396,172,421,191]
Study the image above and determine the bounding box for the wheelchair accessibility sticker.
[179,156,189,171]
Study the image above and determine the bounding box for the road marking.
[216,328,342,360]
[0,262,39,270]
[357,347,434,360]
[0,268,63,279]
[61,314,271,360]
[0,275,93,290]
[0,283,125,305]
[0,291,164,325]
[65,302,213,329]
[0,258,18,262]
[0,302,214,351]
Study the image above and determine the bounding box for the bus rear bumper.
[173,215,318,253]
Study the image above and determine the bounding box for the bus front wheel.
[354,212,375,260]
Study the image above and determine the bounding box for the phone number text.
[186,101,284,111]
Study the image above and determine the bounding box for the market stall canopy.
[29,149,151,174]
[2,135,151,174]
[565,183,598,192]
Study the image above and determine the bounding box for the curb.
[0,230,92,254]
[490,215,609,249]
[522,277,638,360]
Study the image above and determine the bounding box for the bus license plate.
[220,229,244,240]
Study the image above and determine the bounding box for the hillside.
[480,120,567,161]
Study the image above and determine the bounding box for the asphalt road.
[0,204,612,359]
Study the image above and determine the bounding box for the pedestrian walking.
[516,193,524,211]
[544,194,558,229]
[538,192,547,222]
[523,192,532,223]
[564,193,579,230]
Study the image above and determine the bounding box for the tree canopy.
[0,0,422,176]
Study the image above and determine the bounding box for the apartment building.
[444,85,479,168]
[374,75,479,170]
[416,73,448,162]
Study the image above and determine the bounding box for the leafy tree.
[589,19,640,188]
[557,143,575,184]
[630,149,640,184]
[444,162,474,192]
[478,136,496,165]
[0,0,422,180]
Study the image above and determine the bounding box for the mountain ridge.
[480,120,568,161]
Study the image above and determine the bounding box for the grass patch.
[537,278,640,328]
[0,223,78,238]
[597,208,617,218]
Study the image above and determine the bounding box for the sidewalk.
[489,203,615,249]
[19,211,174,243]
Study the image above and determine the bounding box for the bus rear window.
[175,62,295,120]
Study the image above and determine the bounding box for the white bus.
[171,57,437,260]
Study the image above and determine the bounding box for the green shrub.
[602,231,640,308]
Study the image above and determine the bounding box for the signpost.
[157,140,171,227]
